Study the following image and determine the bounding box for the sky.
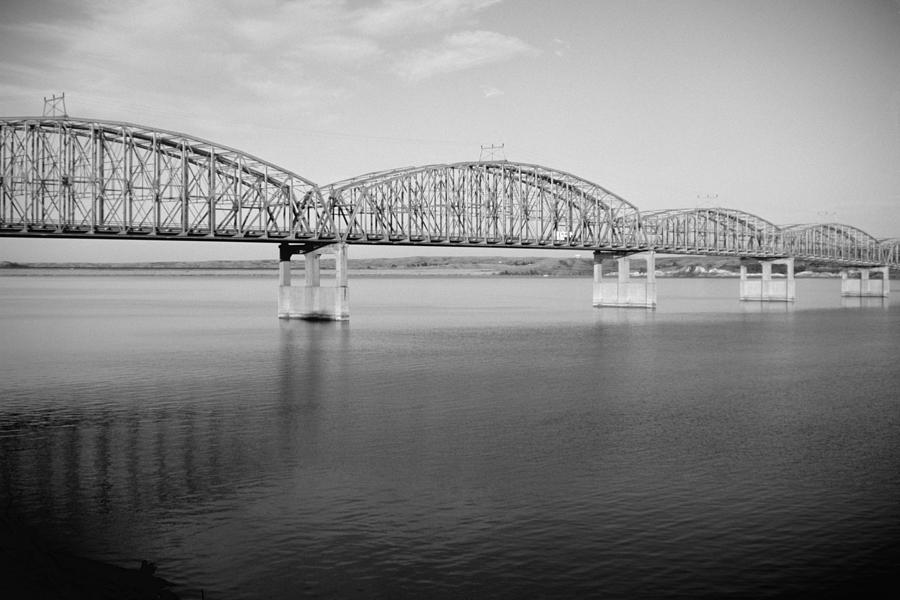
[1,0,899,262]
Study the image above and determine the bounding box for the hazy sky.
[2,0,899,261]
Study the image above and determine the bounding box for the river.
[1,273,898,598]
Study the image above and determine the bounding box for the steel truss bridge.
[1,116,897,268]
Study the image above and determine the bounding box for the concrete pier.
[739,258,795,302]
[278,243,350,320]
[593,251,657,308]
[841,266,890,297]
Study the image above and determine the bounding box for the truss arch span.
[639,207,783,256]
[0,117,325,240]
[880,238,900,266]
[781,223,883,265]
[321,161,643,249]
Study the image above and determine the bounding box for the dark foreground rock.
[1,514,180,599]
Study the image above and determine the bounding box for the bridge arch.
[880,238,900,265]
[638,208,783,256]
[781,223,883,265]
[0,117,324,240]
[321,161,642,249]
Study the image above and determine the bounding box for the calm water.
[1,273,898,599]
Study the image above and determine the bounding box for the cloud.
[0,0,534,123]
[354,0,502,37]
[0,1,370,120]
[395,30,537,82]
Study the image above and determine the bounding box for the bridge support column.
[593,251,656,308]
[841,266,890,297]
[740,258,795,302]
[277,243,350,320]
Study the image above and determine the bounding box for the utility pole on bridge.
[479,143,506,161]
[43,93,68,117]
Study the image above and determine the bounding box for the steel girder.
[0,117,324,240]
[781,223,884,266]
[321,162,643,249]
[639,208,783,257]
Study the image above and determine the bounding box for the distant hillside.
[0,259,275,270]
[0,256,865,277]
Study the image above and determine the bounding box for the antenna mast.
[43,93,68,117]
[479,143,506,161]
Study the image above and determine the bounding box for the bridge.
[1,117,895,317]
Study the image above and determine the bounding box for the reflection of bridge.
[1,117,894,316]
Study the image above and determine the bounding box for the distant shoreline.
[0,255,848,278]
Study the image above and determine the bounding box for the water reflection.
[277,319,350,404]
[0,327,349,560]
[841,296,890,310]
[0,319,360,547]
[275,320,350,461]
[591,306,658,326]
[739,300,795,314]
